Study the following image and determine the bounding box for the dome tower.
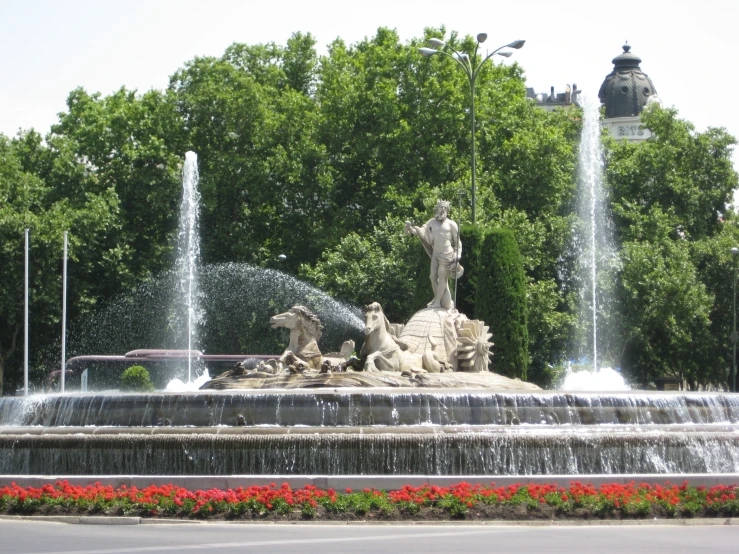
[599,43,658,141]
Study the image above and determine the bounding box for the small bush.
[120,365,155,392]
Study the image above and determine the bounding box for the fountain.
[1,150,738,486]
[175,151,201,384]
[564,94,624,390]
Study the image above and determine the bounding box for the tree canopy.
[0,28,737,392]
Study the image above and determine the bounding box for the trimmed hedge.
[455,225,485,318]
[475,229,528,380]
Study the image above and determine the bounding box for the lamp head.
[506,39,526,49]
[428,38,446,48]
[476,32,488,43]
[497,51,513,57]
[419,47,438,57]
[732,247,739,257]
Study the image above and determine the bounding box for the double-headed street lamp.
[420,34,525,225]
[732,247,739,392]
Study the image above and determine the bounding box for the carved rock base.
[201,370,541,391]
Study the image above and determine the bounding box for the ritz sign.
[605,117,651,141]
[618,125,645,137]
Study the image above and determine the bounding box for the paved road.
[1,520,738,554]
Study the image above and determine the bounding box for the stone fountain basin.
[1,424,738,476]
[1,390,737,428]
[2,391,737,476]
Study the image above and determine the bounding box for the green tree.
[605,104,738,387]
[299,216,417,322]
[120,365,155,392]
[687,220,739,389]
[606,104,738,244]
[0,133,121,393]
[53,87,183,280]
[619,238,715,388]
[475,229,529,380]
[283,32,319,94]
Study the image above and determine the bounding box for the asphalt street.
[1,520,738,554]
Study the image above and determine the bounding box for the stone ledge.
[3,474,739,490]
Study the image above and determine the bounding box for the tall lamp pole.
[420,34,525,225]
[732,247,739,392]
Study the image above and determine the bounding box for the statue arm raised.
[406,220,435,260]
[404,221,420,236]
[404,220,431,238]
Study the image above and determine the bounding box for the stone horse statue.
[360,302,406,373]
[270,305,324,370]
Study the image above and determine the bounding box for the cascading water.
[175,152,201,383]
[2,391,739,475]
[566,95,622,390]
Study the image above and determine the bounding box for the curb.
[0,515,141,525]
[79,516,142,525]
[1,515,737,526]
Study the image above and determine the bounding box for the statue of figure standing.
[405,200,463,311]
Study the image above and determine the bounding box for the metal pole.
[733,253,738,393]
[421,37,523,226]
[24,228,29,396]
[61,231,68,393]
[470,75,477,225]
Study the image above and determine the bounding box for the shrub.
[120,365,155,392]
[455,224,486,317]
[475,229,529,380]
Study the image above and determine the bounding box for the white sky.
[1,0,738,169]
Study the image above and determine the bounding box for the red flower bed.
[1,480,737,520]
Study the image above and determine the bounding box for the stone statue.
[202,208,539,391]
[405,200,463,310]
[269,305,324,369]
[360,302,406,373]
[204,302,538,390]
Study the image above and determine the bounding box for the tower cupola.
[598,43,657,118]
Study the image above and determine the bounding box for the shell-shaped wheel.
[454,320,493,373]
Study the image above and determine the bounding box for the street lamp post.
[732,247,739,392]
[420,34,524,225]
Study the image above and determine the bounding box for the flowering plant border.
[1,481,737,520]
